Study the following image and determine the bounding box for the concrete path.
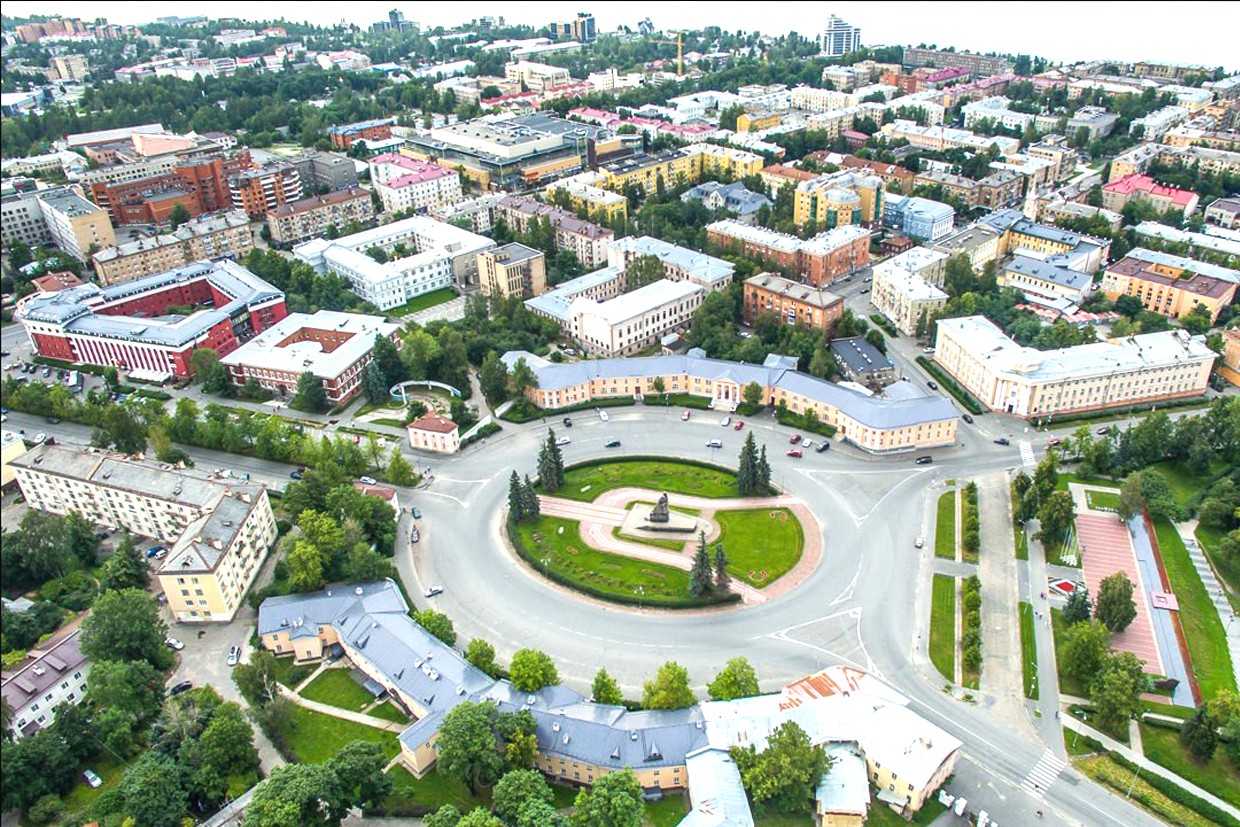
[1175,519,1240,691]
[1062,715,1240,821]
[281,687,409,733]
[538,497,629,525]
[1024,524,1067,758]
[978,473,1032,734]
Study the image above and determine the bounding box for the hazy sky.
[5,1,1236,69]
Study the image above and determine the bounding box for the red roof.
[1102,174,1196,207]
[407,413,458,434]
[32,271,83,293]
[353,482,397,500]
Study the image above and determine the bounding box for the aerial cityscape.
[2,5,1239,827]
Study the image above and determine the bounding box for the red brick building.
[328,119,395,150]
[88,151,252,226]
[743,273,843,333]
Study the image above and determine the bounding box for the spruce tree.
[507,470,525,522]
[756,445,772,493]
[522,474,541,522]
[737,432,758,495]
[690,531,714,597]
[537,442,559,494]
[714,543,730,592]
[546,430,565,487]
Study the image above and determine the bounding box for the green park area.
[272,705,401,764]
[1139,721,1240,806]
[382,287,457,317]
[300,668,377,712]
[556,459,742,502]
[714,507,804,588]
[1019,601,1040,700]
[1085,488,1121,511]
[929,574,956,683]
[935,490,956,560]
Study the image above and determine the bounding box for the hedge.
[506,518,742,610]
[32,356,111,376]
[642,393,714,409]
[736,402,764,417]
[916,356,986,415]
[869,314,898,337]
[774,407,838,439]
[501,395,636,424]
[1109,751,1240,827]
[134,388,172,402]
[461,422,502,447]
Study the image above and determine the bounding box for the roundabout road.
[407,404,1164,827]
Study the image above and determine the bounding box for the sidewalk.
[1025,521,1067,757]
[280,686,409,733]
[977,472,1030,734]
[1061,715,1240,821]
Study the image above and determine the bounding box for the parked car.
[860,287,870,294]
[802,440,814,450]
[993,437,1011,446]
[734,421,744,431]
[411,527,420,543]
[786,449,803,458]
[154,548,168,560]
[146,546,165,558]
[789,434,802,445]
[555,436,572,446]
[563,417,572,427]
[915,456,934,465]
[227,645,241,667]
[1048,438,1063,447]
[721,416,731,427]
[962,413,974,424]
[289,471,303,480]
[83,770,103,789]
[706,439,723,448]
[32,432,47,444]
[915,537,925,549]
[605,439,621,448]
[681,410,691,421]
[411,506,422,519]
[359,475,378,485]
[598,409,610,422]
[923,347,936,354]
[815,442,830,453]
[1096,427,1110,435]
[45,416,61,424]
[425,585,444,597]
[165,637,185,651]
[927,381,939,391]
[168,680,193,696]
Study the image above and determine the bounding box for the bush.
[869,314,898,337]
[642,393,714,409]
[27,794,63,826]
[133,388,172,402]
[774,407,838,439]
[736,402,764,417]
[916,356,986,415]
[1108,752,1240,827]
[461,422,502,448]
[501,396,637,424]
[38,570,98,612]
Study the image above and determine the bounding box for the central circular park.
[504,448,821,610]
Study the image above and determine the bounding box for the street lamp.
[636,585,645,611]
[541,556,550,576]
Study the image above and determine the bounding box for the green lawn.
[1196,521,1240,612]
[1019,601,1040,699]
[865,797,946,827]
[1051,609,1089,698]
[1152,517,1238,698]
[1085,489,1121,511]
[515,516,697,603]
[1151,459,1226,510]
[935,490,957,560]
[383,287,458,317]
[555,460,740,502]
[645,793,690,827]
[271,656,315,689]
[300,668,379,712]
[371,417,407,428]
[274,704,401,764]
[714,507,804,588]
[367,700,411,723]
[929,575,957,683]
[1045,535,1082,568]
[1139,721,1240,805]
[62,750,128,817]
[1014,521,1029,561]
[384,765,491,812]
[1075,754,1232,827]
[1064,725,1103,756]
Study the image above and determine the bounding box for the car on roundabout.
[706,439,722,448]
[789,434,802,444]
[556,436,571,446]
[605,439,621,448]
[786,449,803,458]
[681,410,691,420]
[425,585,443,597]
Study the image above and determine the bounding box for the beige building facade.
[406,413,461,454]
[570,279,705,357]
[93,210,253,284]
[478,243,547,299]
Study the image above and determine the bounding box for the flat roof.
[573,279,703,325]
[219,310,399,378]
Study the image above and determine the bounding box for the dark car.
[563,417,573,427]
[815,441,830,453]
[605,439,621,448]
[927,381,939,391]
[46,416,61,424]
[915,456,934,465]
[993,437,1011,446]
[961,413,974,424]
[168,680,193,696]
[290,470,303,480]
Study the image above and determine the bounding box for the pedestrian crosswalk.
[1019,440,1036,468]
[1020,750,1065,800]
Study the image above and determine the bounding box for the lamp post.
[541,556,550,576]
[636,585,645,611]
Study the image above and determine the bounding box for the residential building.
[507,350,958,452]
[1053,106,1119,141]
[871,249,950,335]
[328,118,395,150]
[369,154,462,214]
[1101,249,1240,323]
[429,193,508,234]
[839,154,917,191]
[902,48,1012,76]
[295,216,493,309]
[932,224,1003,270]
[881,120,1020,155]
[736,110,783,133]
[1036,200,1123,233]
[978,208,1110,272]
[962,96,1035,131]
[760,164,818,194]
[1132,221,1240,257]
[524,265,626,325]
[478,243,547,299]
[743,273,843,333]
[934,316,1214,417]
[1220,327,1240,388]
[607,236,735,292]
[50,54,89,81]
[1,429,29,490]
[793,171,884,228]
[1130,106,1189,140]
[548,12,596,43]
[266,187,375,246]
[543,173,628,223]
[406,413,461,454]
[882,194,955,242]
[229,163,302,219]
[1,184,53,249]
[15,260,287,380]
[494,195,615,267]
[92,210,252,284]
[999,256,1094,305]
[504,61,571,92]
[2,629,89,740]
[706,221,871,286]
[1101,174,1199,218]
[31,272,83,294]
[29,188,116,261]
[831,336,896,388]
[289,150,360,192]
[1162,125,1240,151]
[681,181,771,222]
[599,143,764,193]
[1025,142,1082,184]
[1206,197,1240,229]
[819,15,861,57]
[219,311,401,405]
[790,86,859,113]
[85,150,254,226]
[13,443,278,622]
[570,280,706,357]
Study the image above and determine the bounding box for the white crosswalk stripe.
[1020,750,1065,800]
[1019,440,1037,468]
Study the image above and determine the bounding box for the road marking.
[1019,750,1065,801]
[1020,440,1036,468]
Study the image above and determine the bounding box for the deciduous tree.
[572,768,644,827]
[1061,619,1111,682]
[1095,572,1137,632]
[436,702,504,795]
[509,649,559,692]
[413,609,457,646]
[591,668,623,706]
[708,657,759,701]
[730,721,829,815]
[642,661,695,710]
[80,587,171,670]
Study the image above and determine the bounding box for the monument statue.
[649,492,671,523]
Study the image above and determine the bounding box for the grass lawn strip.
[516,516,695,602]
[1075,754,1235,827]
[929,574,957,683]
[1019,601,1040,700]
[383,287,457,317]
[1139,721,1240,805]
[645,794,690,826]
[556,460,739,502]
[275,704,400,764]
[713,507,804,588]
[1051,609,1089,698]
[1152,517,1238,698]
[1085,489,1121,511]
[367,700,410,723]
[1196,521,1240,613]
[383,765,491,812]
[935,490,957,560]
[271,657,314,688]
[1014,521,1029,560]
[300,668,378,712]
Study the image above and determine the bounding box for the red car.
[789,434,802,444]
[734,421,744,431]
[786,449,803,458]
[1048,438,1063,447]
[681,410,691,421]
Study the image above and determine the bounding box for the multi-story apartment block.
[1163,125,1240,151]
[570,279,706,357]
[477,243,547,299]
[871,248,951,336]
[831,336,897,388]
[229,163,302,219]
[1206,197,1240,229]
[935,316,1214,418]
[743,273,843,333]
[706,221,871,287]
[266,187,375,246]
[543,173,628,223]
[607,236,735,292]
[548,11,596,42]
[838,154,917,190]
[598,144,764,193]
[881,120,1020,155]
[2,629,89,740]
[1130,106,1190,140]
[903,48,1013,76]
[793,170,884,228]
[1,183,54,249]
[85,150,253,226]
[13,444,278,622]
[1025,142,1080,184]
[220,310,401,404]
[15,260,286,379]
[93,210,252,284]
[329,118,395,150]
[50,54,89,81]
[21,188,116,261]
[962,96,1036,131]
[882,194,955,242]
[504,60,571,91]
[1102,249,1240,323]
[495,196,615,267]
[998,256,1094,305]
[1101,174,1199,218]
[819,14,861,57]
[932,224,1003,271]
[369,153,462,214]
[1035,106,1119,141]
[759,163,819,194]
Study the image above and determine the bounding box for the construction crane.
[651,31,684,77]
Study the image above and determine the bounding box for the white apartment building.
[2,630,90,740]
[819,14,861,57]
[369,153,462,214]
[504,60,571,92]
[871,248,950,337]
[11,444,278,622]
[881,120,1021,154]
[935,316,1214,418]
[570,279,706,357]
[791,85,859,113]
[962,96,1036,131]
[1130,106,1190,139]
[606,236,734,292]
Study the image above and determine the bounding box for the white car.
[598,409,610,422]
[706,439,723,448]
[722,417,731,427]
[83,770,103,789]
[923,347,936,354]
[227,645,241,667]
[359,476,378,485]
[802,440,814,450]
[425,585,444,597]
[33,432,47,444]
[555,436,571,446]
[915,537,925,549]
[165,637,185,651]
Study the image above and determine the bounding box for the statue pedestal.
[619,503,704,544]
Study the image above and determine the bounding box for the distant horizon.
[2,1,1236,70]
